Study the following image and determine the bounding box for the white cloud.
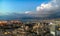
[25,11,33,14]
[36,0,59,14]
[25,11,29,14]
[37,3,52,11]
[24,0,60,17]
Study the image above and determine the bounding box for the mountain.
[0,13,60,21]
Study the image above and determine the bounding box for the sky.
[0,0,60,20]
[0,0,51,15]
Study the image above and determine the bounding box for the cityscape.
[0,0,60,36]
[0,20,59,36]
[0,20,54,36]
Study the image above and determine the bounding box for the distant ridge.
[0,14,60,21]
